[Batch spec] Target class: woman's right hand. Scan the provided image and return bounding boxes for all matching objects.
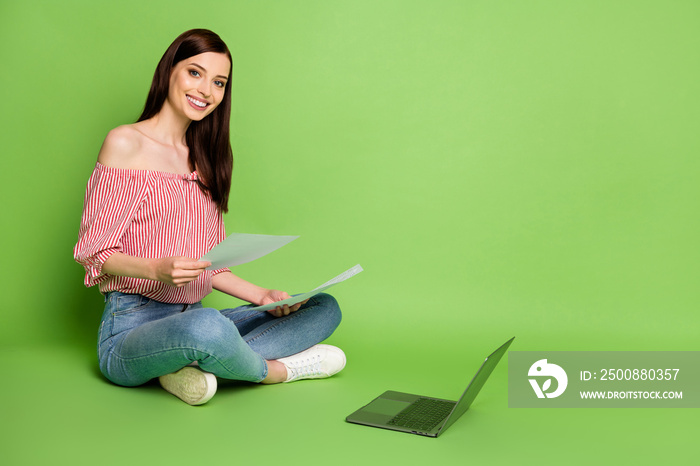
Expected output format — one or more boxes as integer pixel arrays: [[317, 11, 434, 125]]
[[153, 256, 212, 287]]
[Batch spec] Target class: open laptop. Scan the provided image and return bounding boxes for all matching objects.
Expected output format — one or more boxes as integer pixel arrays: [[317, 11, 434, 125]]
[[346, 337, 514, 437]]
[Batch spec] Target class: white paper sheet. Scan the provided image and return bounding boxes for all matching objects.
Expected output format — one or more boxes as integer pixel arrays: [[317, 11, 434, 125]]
[[201, 233, 298, 270], [245, 264, 364, 312]]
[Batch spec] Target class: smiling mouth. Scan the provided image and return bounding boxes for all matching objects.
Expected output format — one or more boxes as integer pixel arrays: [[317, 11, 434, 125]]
[[186, 95, 209, 109]]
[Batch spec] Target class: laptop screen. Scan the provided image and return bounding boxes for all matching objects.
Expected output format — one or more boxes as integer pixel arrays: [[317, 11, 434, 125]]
[[439, 337, 514, 434]]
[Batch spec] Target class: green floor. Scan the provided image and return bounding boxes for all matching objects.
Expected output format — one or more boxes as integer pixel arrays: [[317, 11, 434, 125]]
[[3, 3, 698, 462], [4, 339, 694, 466]]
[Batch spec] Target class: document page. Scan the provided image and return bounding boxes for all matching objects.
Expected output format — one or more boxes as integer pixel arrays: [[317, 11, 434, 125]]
[[201, 233, 299, 270]]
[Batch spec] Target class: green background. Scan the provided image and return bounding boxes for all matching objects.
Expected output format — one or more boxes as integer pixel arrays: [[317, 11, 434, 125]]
[[1, 0, 697, 464]]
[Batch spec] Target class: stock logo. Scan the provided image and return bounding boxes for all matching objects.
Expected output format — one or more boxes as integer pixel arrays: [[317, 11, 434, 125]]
[[528, 359, 568, 398]]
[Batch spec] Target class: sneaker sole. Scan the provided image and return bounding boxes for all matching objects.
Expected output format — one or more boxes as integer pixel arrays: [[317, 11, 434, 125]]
[[159, 367, 217, 405]]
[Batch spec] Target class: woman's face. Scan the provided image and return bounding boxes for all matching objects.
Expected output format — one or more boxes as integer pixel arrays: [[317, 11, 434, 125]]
[[167, 52, 231, 121]]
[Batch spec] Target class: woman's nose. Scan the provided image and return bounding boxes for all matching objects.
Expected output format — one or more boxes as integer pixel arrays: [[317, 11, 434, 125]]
[[198, 82, 210, 98]]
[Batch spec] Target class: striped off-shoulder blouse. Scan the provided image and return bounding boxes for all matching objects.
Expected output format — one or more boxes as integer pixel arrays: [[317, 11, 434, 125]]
[[74, 162, 229, 304]]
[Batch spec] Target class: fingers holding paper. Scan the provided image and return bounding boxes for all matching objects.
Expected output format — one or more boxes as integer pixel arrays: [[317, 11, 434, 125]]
[[155, 256, 211, 287], [262, 289, 309, 317]]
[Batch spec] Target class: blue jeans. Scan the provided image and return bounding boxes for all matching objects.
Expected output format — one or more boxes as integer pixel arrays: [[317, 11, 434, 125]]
[[98, 292, 342, 386]]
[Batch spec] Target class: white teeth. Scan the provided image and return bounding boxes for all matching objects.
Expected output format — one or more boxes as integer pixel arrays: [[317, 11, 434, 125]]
[[187, 95, 207, 108]]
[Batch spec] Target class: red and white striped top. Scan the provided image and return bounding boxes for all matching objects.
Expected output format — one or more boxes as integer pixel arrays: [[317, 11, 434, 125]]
[[74, 162, 229, 304]]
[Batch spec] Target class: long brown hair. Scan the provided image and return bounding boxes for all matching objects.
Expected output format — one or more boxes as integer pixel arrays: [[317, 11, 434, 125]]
[[138, 29, 233, 213]]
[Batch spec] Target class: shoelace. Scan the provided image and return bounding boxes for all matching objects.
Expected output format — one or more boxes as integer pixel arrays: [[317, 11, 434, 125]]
[[286, 352, 323, 380]]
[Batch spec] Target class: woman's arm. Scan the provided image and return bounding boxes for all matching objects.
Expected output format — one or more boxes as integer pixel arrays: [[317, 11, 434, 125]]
[[104, 253, 300, 316], [102, 252, 211, 288]]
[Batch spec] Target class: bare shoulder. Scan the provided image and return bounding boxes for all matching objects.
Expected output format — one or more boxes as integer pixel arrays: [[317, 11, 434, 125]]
[[97, 124, 146, 169]]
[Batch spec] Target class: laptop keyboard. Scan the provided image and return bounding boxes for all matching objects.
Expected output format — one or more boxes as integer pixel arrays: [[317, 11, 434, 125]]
[[387, 397, 456, 432]]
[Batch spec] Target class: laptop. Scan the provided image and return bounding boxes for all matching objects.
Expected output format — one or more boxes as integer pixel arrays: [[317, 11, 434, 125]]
[[346, 337, 514, 437]]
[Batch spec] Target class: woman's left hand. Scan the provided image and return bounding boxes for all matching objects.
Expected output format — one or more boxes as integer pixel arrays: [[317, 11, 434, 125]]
[[261, 289, 307, 317]]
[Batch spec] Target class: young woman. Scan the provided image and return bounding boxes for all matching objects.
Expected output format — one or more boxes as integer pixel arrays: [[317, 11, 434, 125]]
[[74, 29, 345, 405]]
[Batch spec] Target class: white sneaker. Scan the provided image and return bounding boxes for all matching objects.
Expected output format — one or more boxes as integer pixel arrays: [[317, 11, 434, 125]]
[[158, 367, 217, 405], [277, 344, 346, 383]]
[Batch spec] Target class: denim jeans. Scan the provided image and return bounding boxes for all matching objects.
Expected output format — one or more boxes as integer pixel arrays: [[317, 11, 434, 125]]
[[98, 292, 342, 386]]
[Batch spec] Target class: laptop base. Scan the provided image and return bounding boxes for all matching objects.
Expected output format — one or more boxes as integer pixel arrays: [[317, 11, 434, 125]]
[[346, 390, 455, 437]]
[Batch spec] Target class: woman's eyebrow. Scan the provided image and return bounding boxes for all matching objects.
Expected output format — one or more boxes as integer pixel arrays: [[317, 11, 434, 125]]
[[189, 62, 229, 80]]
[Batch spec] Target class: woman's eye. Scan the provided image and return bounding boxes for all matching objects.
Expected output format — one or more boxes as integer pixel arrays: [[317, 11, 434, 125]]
[[214, 80, 225, 88], [189, 70, 200, 77]]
